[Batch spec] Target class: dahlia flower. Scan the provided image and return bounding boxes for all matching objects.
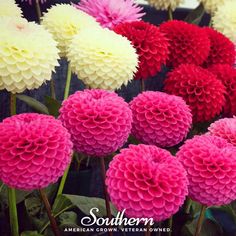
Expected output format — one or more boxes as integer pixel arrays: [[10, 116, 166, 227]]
[[106, 144, 189, 221], [203, 27, 235, 67], [0, 113, 73, 191], [198, 0, 226, 14], [114, 21, 169, 80], [59, 89, 132, 157], [130, 91, 192, 147], [67, 28, 138, 90], [75, 0, 145, 29], [0, 0, 22, 18], [0, 17, 59, 94], [42, 4, 99, 57], [177, 135, 236, 206], [145, 0, 184, 11], [21, 0, 47, 5], [208, 64, 236, 116], [164, 64, 226, 123], [160, 20, 210, 67], [212, 0, 236, 41], [209, 117, 236, 146]]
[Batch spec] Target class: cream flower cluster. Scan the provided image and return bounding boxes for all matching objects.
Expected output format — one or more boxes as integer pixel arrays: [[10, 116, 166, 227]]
[[42, 4, 100, 57], [213, 0, 236, 41], [0, 17, 59, 93], [67, 28, 138, 90], [0, 0, 22, 18], [198, 0, 226, 14], [145, 0, 184, 10]]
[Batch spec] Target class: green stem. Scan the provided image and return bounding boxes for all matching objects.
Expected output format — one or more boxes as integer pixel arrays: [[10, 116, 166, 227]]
[[184, 197, 192, 214], [35, 0, 42, 23], [168, 217, 173, 236], [194, 205, 207, 236], [50, 78, 56, 100], [10, 93, 16, 116], [145, 222, 151, 236], [140, 79, 145, 92], [64, 62, 72, 100], [168, 7, 173, 21], [8, 188, 19, 236]]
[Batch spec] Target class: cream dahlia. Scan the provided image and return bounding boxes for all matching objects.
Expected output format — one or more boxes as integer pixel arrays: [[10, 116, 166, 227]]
[[0, 17, 59, 94], [198, 0, 226, 14], [42, 4, 100, 57], [145, 0, 184, 11], [67, 27, 138, 90], [0, 0, 22, 18]]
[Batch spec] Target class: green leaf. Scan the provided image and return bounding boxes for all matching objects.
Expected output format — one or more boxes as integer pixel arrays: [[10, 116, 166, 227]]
[[59, 211, 78, 228], [16, 94, 49, 114], [185, 3, 205, 25], [25, 197, 42, 217], [210, 205, 236, 223], [20, 231, 43, 236], [44, 96, 61, 117]]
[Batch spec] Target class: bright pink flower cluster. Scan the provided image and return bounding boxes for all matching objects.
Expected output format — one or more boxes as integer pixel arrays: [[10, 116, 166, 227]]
[[130, 91, 192, 147], [106, 144, 189, 221], [59, 89, 132, 157], [177, 135, 236, 206], [0, 113, 72, 190]]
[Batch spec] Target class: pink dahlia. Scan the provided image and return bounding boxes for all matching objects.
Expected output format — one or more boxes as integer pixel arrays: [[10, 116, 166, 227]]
[[106, 144, 189, 221], [0, 113, 72, 191], [114, 21, 169, 80], [208, 64, 236, 116], [209, 117, 236, 146], [130, 91, 192, 147], [177, 135, 236, 206], [74, 0, 145, 29], [59, 89, 132, 157]]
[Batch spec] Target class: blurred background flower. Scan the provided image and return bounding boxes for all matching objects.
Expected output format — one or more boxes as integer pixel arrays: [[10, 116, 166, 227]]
[[0, 17, 59, 93], [75, 0, 145, 29], [0, 113, 72, 190], [198, 0, 226, 14], [145, 0, 184, 11]]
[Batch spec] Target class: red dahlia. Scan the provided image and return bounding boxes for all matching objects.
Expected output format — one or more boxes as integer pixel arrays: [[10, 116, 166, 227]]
[[159, 20, 210, 67], [164, 64, 226, 123], [114, 20, 169, 80], [203, 27, 235, 67]]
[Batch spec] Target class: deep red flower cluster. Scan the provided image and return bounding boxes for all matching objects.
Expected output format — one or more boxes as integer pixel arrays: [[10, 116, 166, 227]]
[[114, 20, 169, 80]]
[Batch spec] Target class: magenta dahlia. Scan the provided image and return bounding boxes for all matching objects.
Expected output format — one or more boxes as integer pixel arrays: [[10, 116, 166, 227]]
[[59, 89, 132, 157], [0, 113, 72, 191], [159, 20, 210, 67], [209, 117, 236, 146], [203, 27, 235, 67], [177, 135, 236, 206], [130, 91, 192, 147], [208, 64, 236, 116], [106, 144, 189, 221], [164, 64, 226, 123], [114, 21, 169, 80], [75, 0, 145, 29]]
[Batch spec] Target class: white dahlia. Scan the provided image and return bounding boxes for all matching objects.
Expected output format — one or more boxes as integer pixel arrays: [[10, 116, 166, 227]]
[[42, 4, 100, 57], [0, 17, 59, 93], [0, 0, 22, 18], [145, 0, 184, 11], [67, 28, 138, 90]]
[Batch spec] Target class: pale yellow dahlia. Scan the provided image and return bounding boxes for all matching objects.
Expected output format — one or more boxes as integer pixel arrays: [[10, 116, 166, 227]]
[[145, 0, 184, 11], [0, 0, 22, 18], [198, 0, 226, 14], [0, 17, 59, 93], [213, 0, 236, 41], [67, 28, 138, 90], [42, 4, 100, 57]]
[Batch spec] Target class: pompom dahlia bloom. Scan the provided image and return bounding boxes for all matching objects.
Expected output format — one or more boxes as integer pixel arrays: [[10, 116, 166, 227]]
[[114, 21, 169, 80], [177, 135, 236, 206], [67, 28, 138, 90], [208, 64, 236, 116], [0, 113, 73, 191], [59, 89, 132, 157], [75, 0, 145, 29], [0, 0, 22, 18], [212, 0, 236, 41], [106, 144, 189, 221], [130, 91, 192, 147], [164, 64, 226, 123], [203, 27, 235, 67], [209, 117, 236, 146], [145, 0, 184, 11], [42, 4, 99, 57], [198, 0, 226, 14], [0, 17, 59, 94], [160, 20, 210, 67]]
